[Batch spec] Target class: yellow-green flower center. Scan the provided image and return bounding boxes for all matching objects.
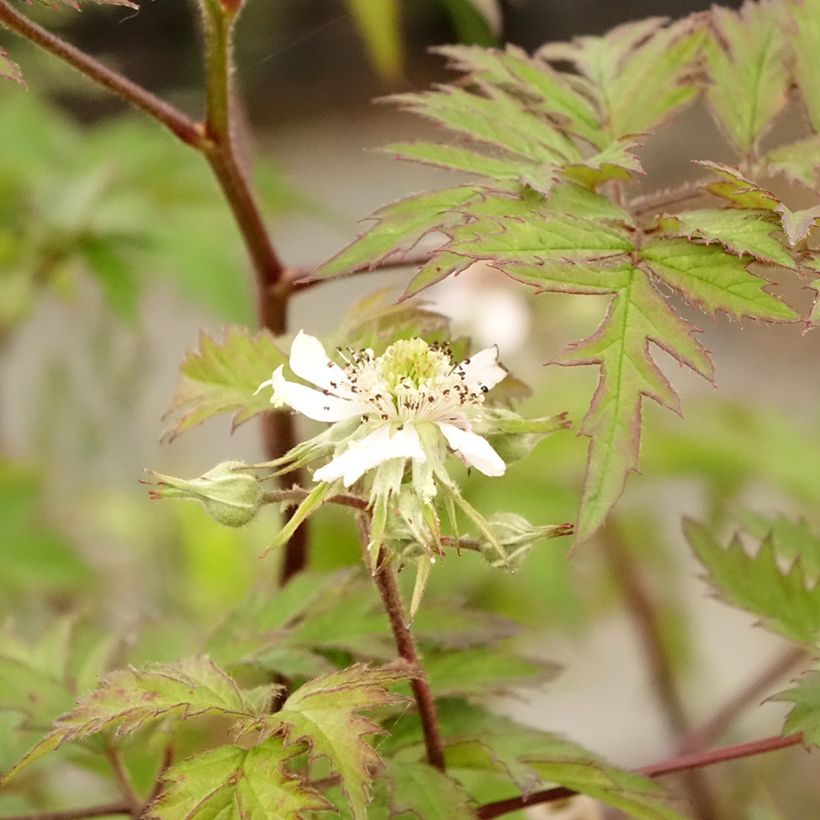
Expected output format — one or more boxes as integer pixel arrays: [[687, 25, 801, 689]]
[[378, 339, 452, 391]]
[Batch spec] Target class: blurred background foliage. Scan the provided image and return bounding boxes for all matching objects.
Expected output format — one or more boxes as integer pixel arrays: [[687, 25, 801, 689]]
[[5, 0, 820, 816]]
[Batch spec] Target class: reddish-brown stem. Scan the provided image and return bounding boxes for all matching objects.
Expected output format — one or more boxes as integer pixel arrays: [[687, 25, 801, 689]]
[[676, 646, 807, 755], [601, 522, 717, 820], [289, 249, 436, 292], [358, 517, 446, 771], [629, 180, 710, 216], [475, 733, 804, 819], [0, 1, 203, 148], [103, 746, 140, 816], [198, 2, 305, 582]]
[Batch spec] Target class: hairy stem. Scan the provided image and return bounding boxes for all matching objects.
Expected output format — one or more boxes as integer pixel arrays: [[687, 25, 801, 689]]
[[197, 1, 306, 581], [601, 522, 718, 820], [475, 733, 804, 819], [0, 1, 203, 148], [357, 516, 446, 770], [676, 646, 807, 755]]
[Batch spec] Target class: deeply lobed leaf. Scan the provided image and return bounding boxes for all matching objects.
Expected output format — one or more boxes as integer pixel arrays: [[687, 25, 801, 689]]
[[238, 664, 408, 820], [5, 656, 269, 781], [539, 16, 704, 139], [705, 1, 789, 155], [148, 740, 329, 819]]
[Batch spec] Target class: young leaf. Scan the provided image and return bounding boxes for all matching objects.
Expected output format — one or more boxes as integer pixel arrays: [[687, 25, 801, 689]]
[[148, 740, 329, 819], [539, 16, 704, 140], [697, 161, 815, 245], [737, 513, 820, 575], [312, 187, 481, 280], [344, 0, 402, 82], [390, 85, 580, 165], [383, 758, 475, 819], [785, 0, 820, 132], [239, 664, 408, 820], [684, 519, 820, 644], [772, 665, 820, 748], [640, 237, 797, 321], [163, 326, 286, 440], [657, 209, 794, 268], [6, 656, 266, 781], [0, 48, 23, 86], [705, 2, 789, 156], [432, 44, 603, 147]]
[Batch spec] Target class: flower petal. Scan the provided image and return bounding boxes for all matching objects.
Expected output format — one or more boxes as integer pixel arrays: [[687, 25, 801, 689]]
[[437, 421, 506, 477], [270, 366, 363, 422], [458, 345, 507, 393], [314, 424, 426, 487], [289, 330, 350, 394]]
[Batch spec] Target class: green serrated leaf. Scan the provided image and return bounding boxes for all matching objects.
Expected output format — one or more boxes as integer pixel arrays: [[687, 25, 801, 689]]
[[541, 16, 704, 139], [640, 237, 796, 321], [658, 209, 795, 268], [390, 85, 580, 165], [445, 209, 633, 266], [384, 142, 537, 182], [384, 758, 475, 818], [786, 0, 820, 132], [561, 267, 714, 541], [148, 740, 329, 819], [313, 187, 480, 280], [772, 665, 820, 748], [399, 252, 474, 301], [239, 665, 408, 820], [433, 44, 603, 147], [5, 656, 266, 783], [344, 0, 402, 82], [563, 138, 644, 188], [705, 2, 789, 155], [767, 135, 820, 189], [162, 326, 286, 440], [684, 520, 820, 644]]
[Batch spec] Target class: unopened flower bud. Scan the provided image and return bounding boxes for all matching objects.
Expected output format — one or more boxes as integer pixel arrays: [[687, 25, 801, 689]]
[[146, 461, 262, 527], [480, 513, 573, 571]]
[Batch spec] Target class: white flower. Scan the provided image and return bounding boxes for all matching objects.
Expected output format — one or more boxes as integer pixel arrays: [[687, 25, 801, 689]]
[[257, 331, 508, 489]]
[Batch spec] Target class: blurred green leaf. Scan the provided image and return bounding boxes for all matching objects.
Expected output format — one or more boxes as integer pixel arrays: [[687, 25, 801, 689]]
[[685, 520, 820, 644], [443, 0, 501, 45], [345, 0, 403, 82]]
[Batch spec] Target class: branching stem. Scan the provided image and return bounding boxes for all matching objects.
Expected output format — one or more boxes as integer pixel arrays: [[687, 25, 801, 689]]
[[0, 1, 203, 148], [357, 516, 446, 771], [475, 733, 804, 819]]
